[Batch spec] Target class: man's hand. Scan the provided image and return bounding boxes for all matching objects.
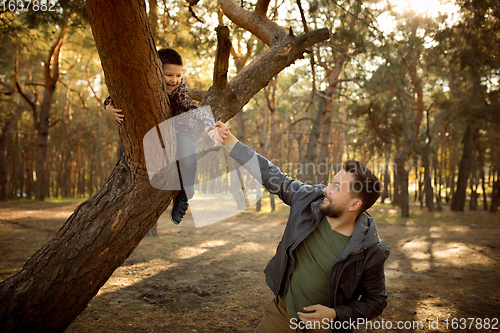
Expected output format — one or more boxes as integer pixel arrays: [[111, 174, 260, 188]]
[[297, 304, 337, 327], [215, 121, 238, 145], [206, 121, 231, 146], [105, 101, 124, 123]]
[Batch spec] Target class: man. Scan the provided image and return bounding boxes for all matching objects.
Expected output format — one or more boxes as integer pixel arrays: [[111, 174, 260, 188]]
[[219, 125, 389, 332]]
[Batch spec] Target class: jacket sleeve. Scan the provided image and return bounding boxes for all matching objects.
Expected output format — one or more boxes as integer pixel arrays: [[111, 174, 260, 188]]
[[103, 96, 112, 110], [169, 79, 199, 112], [229, 141, 308, 206], [336, 242, 390, 327], [169, 80, 216, 130]]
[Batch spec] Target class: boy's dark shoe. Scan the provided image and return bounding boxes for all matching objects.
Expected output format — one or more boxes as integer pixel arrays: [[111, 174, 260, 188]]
[[170, 191, 189, 225]]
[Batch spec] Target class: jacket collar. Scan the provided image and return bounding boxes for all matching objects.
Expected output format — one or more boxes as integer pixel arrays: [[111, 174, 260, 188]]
[[312, 198, 381, 262]]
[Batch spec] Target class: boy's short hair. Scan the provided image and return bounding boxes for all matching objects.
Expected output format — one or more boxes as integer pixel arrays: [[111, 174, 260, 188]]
[[158, 48, 183, 66], [343, 160, 382, 212]]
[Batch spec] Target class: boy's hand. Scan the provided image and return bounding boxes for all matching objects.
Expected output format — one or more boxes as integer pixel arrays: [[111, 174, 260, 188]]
[[105, 102, 124, 124], [216, 121, 238, 145], [206, 121, 230, 146]]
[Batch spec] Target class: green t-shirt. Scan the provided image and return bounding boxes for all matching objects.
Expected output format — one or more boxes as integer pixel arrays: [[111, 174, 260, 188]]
[[282, 216, 351, 320]]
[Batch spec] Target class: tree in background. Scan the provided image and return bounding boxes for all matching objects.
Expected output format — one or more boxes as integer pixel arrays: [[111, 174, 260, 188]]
[[435, 0, 500, 211]]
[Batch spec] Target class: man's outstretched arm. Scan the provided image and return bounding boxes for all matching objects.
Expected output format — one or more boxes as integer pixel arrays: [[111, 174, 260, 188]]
[[219, 126, 307, 206]]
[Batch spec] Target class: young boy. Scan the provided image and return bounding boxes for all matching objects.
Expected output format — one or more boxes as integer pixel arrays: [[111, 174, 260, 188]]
[[105, 48, 225, 225]]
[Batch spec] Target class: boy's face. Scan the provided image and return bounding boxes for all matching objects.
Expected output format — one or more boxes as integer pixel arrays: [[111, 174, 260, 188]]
[[162, 64, 183, 93]]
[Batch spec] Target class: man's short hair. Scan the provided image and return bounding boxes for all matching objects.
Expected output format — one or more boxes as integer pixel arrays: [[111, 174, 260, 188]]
[[343, 160, 382, 212], [158, 48, 183, 66]]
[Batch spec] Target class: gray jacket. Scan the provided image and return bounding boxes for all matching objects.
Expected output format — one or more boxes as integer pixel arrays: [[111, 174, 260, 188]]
[[230, 142, 390, 332]]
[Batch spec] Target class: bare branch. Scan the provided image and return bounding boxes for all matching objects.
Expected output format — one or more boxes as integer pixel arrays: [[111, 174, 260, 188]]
[[329, 77, 362, 86], [204, 27, 329, 122], [85, 62, 103, 107], [12, 41, 37, 117], [0, 80, 15, 96], [44, 35, 63, 89], [296, 0, 309, 33], [291, 117, 314, 127], [187, 88, 207, 101], [187, 3, 204, 23], [315, 90, 355, 102], [304, 50, 316, 113], [51, 35, 65, 89]]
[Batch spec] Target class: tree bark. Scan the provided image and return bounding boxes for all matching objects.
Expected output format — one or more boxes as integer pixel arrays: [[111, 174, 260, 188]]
[[451, 121, 477, 211], [34, 32, 65, 201], [469, 148, 478, 211], [399, 165, 410, 218], [302, 94, 325, 183], [422, 149, 435, 211], [0, 1, 329, 331], [230, 38, 253, 142], [381, 148, 391, 203], [491, 173, 500, 213], [0, 103, 27, 201], [317, 110, 332, 186]]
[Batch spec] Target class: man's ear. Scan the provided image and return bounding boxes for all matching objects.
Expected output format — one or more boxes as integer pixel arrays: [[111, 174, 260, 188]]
[[348, 199, 362, 212]]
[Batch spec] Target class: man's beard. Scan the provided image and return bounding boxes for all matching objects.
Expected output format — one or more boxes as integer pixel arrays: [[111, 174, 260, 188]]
[[319, 199, 345, 219]]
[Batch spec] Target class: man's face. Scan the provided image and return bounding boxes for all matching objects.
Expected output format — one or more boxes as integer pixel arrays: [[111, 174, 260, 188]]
[[319, 170, 356, 219], [162, 64, 183, 93]]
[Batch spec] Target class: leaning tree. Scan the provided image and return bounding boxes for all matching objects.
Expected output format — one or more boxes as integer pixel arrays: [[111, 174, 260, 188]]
[[0, 0, 328, 332]]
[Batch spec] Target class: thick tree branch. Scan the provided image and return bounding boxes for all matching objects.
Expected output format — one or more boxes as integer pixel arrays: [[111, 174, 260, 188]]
[[51, 37, 64, 89], [88, 0, 173, 169], [203, 28, 330, 122], [0, 80, 15, 96], [296, 0, 309, 33], [12, 44, 37, 118], [44, 34, 64, 90], [219, 0, 286, 46], [213, 25, 232, 91], [255, 0, 271, 15], [187, 88, 207, 101]]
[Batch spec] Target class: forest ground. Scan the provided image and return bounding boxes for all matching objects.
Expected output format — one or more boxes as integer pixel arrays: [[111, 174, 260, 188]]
[[1, 197, 499, 333]]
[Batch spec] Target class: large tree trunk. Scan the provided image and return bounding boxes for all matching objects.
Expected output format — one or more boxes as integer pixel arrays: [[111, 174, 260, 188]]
[[302, 95, 325, 183], [381, 148, 391, 203], [317, 111, 332, 186], [0, 1, 329, 331], [421, 147, 435, 211], [469, 148, 478, 211], [491, 174, 500, 213], [395, 156, 410, 217], [451, 121, 477, 211], [399, 166, 410, 218], [0, 103, 27, 201], [34, 33, 65, 201]]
